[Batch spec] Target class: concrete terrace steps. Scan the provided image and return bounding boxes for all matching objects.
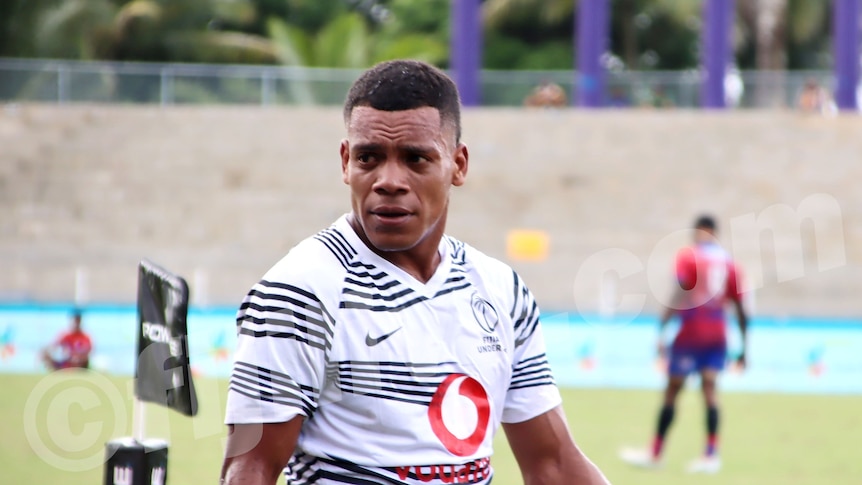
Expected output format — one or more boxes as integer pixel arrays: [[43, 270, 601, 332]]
[[1, 104, 861, 317]]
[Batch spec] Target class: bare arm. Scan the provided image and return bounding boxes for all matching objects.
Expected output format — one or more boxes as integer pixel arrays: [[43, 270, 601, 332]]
[[503, 405, 610, 485], [220, 417, 304, 485], [731, 297, 749, 368], [658, 286, 685, 356]]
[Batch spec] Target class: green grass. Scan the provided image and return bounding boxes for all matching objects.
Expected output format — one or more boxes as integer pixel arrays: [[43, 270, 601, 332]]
[[2, 371, 860, 484]]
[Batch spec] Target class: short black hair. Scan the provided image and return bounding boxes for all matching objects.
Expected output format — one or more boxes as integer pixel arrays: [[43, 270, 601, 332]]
[[343, 59, 462, 142], [694, 214, 717, 231]]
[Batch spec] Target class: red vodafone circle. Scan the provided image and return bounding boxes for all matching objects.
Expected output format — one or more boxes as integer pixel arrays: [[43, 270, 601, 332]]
[[428, 373, 490, 456]]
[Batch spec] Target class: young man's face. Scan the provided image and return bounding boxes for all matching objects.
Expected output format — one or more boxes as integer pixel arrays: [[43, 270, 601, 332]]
[[341, 106, 468, 255]]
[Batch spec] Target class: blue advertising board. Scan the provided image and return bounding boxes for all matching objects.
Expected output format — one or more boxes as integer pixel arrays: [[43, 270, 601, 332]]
[[2, 304, 860, 394]]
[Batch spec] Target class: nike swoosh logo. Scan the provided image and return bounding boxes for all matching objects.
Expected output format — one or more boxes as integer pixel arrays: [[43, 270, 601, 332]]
[[365, 327, 402, 347]]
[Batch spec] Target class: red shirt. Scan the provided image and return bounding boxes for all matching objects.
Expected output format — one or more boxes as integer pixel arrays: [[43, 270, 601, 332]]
[[672, 242, 743, 349], [58, 330, 92, 366]]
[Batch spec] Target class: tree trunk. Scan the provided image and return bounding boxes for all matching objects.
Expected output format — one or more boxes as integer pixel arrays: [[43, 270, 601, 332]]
[[621, 0, 638, 68], [755, 0, 788, 107]]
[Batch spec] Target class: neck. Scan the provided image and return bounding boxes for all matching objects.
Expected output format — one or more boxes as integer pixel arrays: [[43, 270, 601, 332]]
[[348, 214, 444, 283]]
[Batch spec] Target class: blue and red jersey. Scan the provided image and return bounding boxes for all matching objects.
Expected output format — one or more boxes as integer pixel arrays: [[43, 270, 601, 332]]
[[671, 242, 743, 350]]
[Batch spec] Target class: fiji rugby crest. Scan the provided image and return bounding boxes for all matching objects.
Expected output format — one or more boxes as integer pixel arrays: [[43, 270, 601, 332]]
[[470, 292, 499, 334]]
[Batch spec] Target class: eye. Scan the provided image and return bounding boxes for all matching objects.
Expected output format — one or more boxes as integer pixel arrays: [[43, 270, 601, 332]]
[[404, 153, 427, 164], [356, 153, 378, 164]]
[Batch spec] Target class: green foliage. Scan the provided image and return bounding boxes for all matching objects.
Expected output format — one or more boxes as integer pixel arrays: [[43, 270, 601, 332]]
[[283, 0, 350, 32], [630, 8, 700, 69], [385, 0, 449, 33], [266, 17, 312, 66], [0, 0, 63, 57], [483, 32, 532, 70], [163, 31, 278, 64], [518, 40, 573, 70], [34, 0, 117, 59], [372, 35, 448, 66], [374, 0, 448, 66], [0, 0, 837, 70], [484, 0, 574, 37], [786, 0, 830, 69], [314, 13, 370, 68]]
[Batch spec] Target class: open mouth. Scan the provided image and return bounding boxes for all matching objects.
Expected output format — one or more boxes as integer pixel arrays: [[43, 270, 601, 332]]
[[371, 207, 412, 223]]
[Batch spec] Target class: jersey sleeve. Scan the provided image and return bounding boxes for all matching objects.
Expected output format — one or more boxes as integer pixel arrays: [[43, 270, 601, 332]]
[[726, 261, 744, 303], [675, 247, 698, 291], [501, 271, 562, 424], [224, 255, 335, 425]]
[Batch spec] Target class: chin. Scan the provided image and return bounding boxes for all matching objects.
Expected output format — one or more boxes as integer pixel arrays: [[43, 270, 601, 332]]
[[369, 240, 412, 253], [367, 234, 416, 253]]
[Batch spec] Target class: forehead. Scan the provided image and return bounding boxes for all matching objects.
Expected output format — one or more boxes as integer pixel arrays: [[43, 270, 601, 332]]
[[347, 106, 454, 143]]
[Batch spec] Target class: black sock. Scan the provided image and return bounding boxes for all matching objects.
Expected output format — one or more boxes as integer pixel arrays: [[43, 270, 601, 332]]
[[652, 405, 675, 457], [657, 405, 675, 438], [706, 406, 719, 456]]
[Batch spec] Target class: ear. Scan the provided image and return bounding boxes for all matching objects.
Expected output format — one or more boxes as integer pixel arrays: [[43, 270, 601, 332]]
[[340, 139, 350, 185], [451, 142, 469, 187]]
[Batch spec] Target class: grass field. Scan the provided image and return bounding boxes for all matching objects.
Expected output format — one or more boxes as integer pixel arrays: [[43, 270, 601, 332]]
[[2, 371, 860, 484]]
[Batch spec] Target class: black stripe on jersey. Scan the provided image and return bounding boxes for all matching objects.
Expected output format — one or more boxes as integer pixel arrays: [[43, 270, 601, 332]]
[[240, 280, 322, 312], [445, 236, 467, 264], [229, 380, 315, 415], [318, 464, 404, 485], [339, 296, 429, 312], [513, 303, 540, 349], [510, 272, 540, 348], [433, 280, 471, 298], [239, 280, 335, 349], [285, 452, 323, 485], [342, 286, 415, 301], [318, 228, 358, 258], [343, 277, 401, 291], [288, 452, 492, 485], [335, 360, 457, 406], [337, 235, 473, 312], [336, 380, 441, 400], [509, 353, 555, 390], [509, 270, 522, 318], [340, 275, 472, 312], [239, 309, 328, 343], [315, 234, 352, 269], [345, 266, 390, 280], [339, 359, 457, 373], [237, 327, 327, 351], [229, 362, 318, 415], [241, 286, 329, 328]]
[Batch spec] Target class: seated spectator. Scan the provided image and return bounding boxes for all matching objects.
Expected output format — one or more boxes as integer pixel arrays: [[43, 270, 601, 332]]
[[798, 79, 836, 115], [524, 80, 568, 108], [41, 309, 92, 370]]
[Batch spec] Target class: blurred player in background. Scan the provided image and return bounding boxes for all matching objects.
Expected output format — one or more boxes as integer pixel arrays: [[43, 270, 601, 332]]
[[220, 59, 610, 485], [621, 214, 748, 474], [40, 309, 92, 370]]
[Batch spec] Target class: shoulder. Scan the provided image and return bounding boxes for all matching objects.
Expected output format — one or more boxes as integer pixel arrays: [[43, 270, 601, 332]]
[[445, 235, 530, 304], [261, 225, 355, 287], [447, 236, 517, 282], [676, 245, 697, 261]]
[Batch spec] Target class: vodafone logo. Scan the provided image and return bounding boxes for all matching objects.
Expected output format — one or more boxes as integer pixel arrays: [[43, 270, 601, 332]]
[[428, 373, 490, 456]]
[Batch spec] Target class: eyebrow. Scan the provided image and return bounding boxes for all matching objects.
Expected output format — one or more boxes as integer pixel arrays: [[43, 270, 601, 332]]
[[351, 142, 437, 154]]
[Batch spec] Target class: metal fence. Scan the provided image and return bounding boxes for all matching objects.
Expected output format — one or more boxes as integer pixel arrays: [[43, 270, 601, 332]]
[[0, 57, 844, 109]]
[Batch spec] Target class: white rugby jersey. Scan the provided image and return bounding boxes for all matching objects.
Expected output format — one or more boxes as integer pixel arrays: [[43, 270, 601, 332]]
[[225, 215, 562, 484]]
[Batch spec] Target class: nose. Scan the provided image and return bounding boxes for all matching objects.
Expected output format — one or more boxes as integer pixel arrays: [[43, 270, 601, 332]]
[[373, 160, 409, 195]]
